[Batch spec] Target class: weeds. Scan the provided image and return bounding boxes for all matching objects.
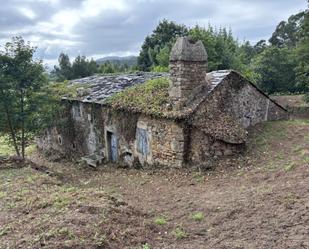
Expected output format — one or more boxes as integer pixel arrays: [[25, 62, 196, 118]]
[[57, 227, 76, 239], [192, 212, 204, 221], [173, 227, 187, 239], [154, 217, 167, 225], [284, 162, 295, 172], [142, 243, 151, 249], [53, 195, 71, 209], [0, 226, 11, 237]]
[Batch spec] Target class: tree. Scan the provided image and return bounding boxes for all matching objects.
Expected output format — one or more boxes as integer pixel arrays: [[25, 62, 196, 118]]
[[251, 46, 297, 94], [253, 40, 268, 54], [137, 19, 188, 71], [72, 55, 90, 78], [269, 11, 305, 47], [189, 25, 243, 72], [0, 37, 47, 158], [52, 53, 98, 80], [52, 52, 73, 81], [295, 8, 309, 99], [99, 61, 116, 74]]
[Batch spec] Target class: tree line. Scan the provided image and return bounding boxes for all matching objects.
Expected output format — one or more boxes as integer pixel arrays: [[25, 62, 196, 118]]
[[51, 53, 138, 81], [137, 10, 308, 95]]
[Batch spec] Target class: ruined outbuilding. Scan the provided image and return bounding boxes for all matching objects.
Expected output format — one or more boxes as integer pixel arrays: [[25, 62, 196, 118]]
[[37, 37, 287, 167]]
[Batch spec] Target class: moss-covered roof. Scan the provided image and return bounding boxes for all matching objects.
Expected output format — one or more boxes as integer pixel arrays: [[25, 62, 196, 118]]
[[63, 72, 168, 102], [103, 78, 171, 117]]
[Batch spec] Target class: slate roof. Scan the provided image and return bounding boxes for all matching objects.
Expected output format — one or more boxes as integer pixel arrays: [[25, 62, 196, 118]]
[[63, 70, 231, 104], [65, 72, 168, 103]]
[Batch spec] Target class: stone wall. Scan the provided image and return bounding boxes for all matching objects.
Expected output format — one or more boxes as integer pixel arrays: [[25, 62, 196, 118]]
[[192, 72, 288, 133], [37, 101, 105, 158], [37, 101, 185, 167], [189, 71, 287, 161], [222, 73, 288, 127], [136, 116, 185, 167], [189, 129, 244, 164]]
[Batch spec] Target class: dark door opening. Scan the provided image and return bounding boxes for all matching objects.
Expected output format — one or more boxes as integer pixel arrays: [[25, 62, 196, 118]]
[[107, 131, 118, 162]]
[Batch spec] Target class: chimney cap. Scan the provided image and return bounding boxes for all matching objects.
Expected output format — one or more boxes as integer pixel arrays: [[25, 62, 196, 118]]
[[169, 36, 207, 62]]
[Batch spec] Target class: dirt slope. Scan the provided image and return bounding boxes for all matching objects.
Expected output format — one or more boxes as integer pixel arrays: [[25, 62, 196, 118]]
[[0, 120, 308, 249]]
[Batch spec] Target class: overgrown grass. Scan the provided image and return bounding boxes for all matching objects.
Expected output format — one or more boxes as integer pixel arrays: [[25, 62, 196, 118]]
[[104, 78, 170, 116], [0, 135, 14, 156], [0, 167, 112, 248], [248, 119, 309, 172], [0, 134, 36, 157], [47, 80, 91, 99]]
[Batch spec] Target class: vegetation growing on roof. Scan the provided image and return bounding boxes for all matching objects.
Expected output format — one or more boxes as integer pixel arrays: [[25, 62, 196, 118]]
[[47, 80, 90, 99], [104, 77, 170, 116]]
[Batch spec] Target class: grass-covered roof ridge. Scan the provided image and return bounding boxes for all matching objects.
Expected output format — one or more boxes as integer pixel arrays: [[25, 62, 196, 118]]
[[104, 77, 170, 116]]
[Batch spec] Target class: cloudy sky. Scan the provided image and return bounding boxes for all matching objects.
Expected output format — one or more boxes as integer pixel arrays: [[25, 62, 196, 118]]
[[0, 0, 307, 66]]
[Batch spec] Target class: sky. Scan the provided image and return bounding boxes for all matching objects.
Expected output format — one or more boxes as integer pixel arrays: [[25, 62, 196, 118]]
[[0, 0, 307, 67]]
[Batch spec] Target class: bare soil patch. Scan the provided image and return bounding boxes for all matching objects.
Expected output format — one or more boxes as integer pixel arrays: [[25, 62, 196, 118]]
[[0, 120, 308, 248]]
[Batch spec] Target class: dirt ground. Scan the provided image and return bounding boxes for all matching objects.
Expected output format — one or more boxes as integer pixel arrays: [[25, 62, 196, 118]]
[[271, 94, 308, 108], [0, 120, 308, 249]]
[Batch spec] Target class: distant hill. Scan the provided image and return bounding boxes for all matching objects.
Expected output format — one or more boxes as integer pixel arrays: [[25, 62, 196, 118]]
[[96, 56, 138, 67]]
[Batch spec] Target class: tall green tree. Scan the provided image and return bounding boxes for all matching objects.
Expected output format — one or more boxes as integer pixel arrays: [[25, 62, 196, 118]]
[[251, 46, 297, 94], [295, 8, 309, 99], [137, 19, 188, 71], [52, 54, 98, 80], [52, 52, 73, 81], [269, 11, 305, 47], [0, 37, 47, 158], [189, 25, 253, 75]]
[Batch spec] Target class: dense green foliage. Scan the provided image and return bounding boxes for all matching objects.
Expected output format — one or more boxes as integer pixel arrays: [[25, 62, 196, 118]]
[[137, 19, 188, 71], [0, 37, 47, 158], [52, 53, 98, 81], [295, 8, 309, 101], [104, 78, 170, 116], [137, 8, 308, 96], [52, 54, 139, 79], [251, 47, 298, 93], [98, 61, 138, 74]]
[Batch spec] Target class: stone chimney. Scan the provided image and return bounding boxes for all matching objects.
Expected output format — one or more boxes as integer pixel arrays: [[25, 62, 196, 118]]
[[169, 36, 208, 110]]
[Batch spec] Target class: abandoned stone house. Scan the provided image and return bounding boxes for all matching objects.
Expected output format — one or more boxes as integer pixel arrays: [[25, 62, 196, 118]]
[[37, 37, 287, 167]]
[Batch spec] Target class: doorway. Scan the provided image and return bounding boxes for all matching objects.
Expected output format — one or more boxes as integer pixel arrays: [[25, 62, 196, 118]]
[[107, 131, 118, 162]]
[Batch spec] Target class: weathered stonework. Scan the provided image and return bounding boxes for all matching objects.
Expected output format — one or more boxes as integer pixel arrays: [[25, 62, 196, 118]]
[[169, 37, 208, 110], [189, 129, 244, 164], [137, 116, 184, 167], [37, 37, 288, 168]]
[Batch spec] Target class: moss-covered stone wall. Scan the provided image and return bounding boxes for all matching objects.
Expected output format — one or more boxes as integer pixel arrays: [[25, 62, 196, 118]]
[[37, 101, 186, 167]]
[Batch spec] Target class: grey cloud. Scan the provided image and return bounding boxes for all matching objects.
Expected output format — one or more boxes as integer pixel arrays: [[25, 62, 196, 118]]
[[0, 0, 307, 65]]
